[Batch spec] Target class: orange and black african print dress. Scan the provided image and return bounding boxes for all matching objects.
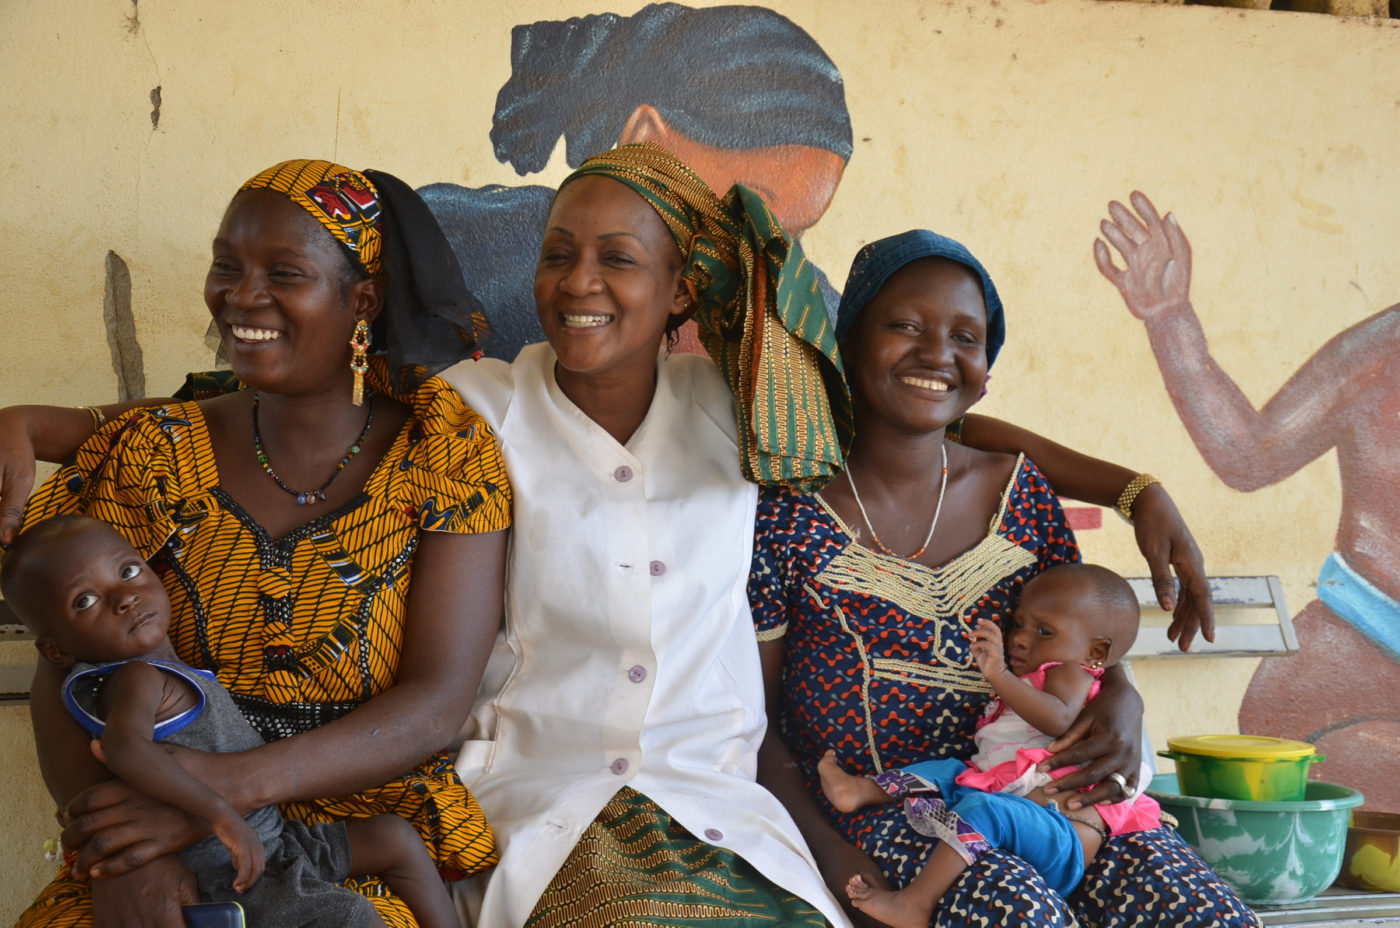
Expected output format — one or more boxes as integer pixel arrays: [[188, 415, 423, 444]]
[[16, 372, 509, 928]]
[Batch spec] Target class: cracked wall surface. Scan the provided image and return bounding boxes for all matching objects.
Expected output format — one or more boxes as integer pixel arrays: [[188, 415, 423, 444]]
[[103, 251, 145, 400]]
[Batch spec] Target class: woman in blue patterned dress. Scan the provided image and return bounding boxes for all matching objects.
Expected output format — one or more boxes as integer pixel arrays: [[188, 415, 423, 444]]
[[750, 230, 1259, 926]]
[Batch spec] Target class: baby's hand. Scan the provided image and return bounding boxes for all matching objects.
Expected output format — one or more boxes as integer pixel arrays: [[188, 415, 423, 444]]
[[212, 812, 265, 894], [970, 619, 1007, 679]]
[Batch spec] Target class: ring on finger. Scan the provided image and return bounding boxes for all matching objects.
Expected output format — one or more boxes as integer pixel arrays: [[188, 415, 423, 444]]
[[1105, 772, 1129, 795]]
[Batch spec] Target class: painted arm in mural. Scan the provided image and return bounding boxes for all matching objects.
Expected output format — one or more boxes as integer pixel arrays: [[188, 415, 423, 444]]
[[958, 416, 1213, 651], [1094, 191, 1399, 489]]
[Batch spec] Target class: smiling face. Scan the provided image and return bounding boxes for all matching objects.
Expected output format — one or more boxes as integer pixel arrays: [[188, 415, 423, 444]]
[[204, 188, 382, 397], [1005, 570, 1111, 676], [844, 257, 990, 436], [6, 518, 172, 668], [534, 175, 689, 386]]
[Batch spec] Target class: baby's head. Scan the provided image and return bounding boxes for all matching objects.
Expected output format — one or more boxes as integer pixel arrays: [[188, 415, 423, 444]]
[[0, 515, 171, 669], [1005, 563, 1140, 676]]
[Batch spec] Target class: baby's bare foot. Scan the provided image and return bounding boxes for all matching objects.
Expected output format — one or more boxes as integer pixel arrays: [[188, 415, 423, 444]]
[[846, 875, 933, 928], [818, 750, 881, 813]]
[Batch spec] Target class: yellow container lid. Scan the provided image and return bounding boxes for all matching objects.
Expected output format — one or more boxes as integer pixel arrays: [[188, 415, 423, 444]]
[[1167, 734, 1316, 760]]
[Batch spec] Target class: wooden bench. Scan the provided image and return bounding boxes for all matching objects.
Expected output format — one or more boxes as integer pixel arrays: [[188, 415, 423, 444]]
[[1, 574, 1302, 702], [0, 601, 35, 704], [1125, 575, 1298, 660]]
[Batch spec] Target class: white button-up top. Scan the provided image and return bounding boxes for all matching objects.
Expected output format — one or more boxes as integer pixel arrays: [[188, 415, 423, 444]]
[[440, 344, 846, 927]]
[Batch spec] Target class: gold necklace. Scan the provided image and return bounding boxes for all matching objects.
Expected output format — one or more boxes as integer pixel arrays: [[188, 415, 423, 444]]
[[844, 441, 948, 559]]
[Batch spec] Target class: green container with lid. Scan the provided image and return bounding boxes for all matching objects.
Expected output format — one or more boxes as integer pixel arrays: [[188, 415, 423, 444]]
[[1158, 734, 1323, 801]]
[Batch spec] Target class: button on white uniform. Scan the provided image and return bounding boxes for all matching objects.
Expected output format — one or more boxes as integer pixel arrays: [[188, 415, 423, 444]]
[[628, 665, 647, 683], [610, 758, 629, 775], [649, 560, 666, 576], [613, 465, 634, 483]]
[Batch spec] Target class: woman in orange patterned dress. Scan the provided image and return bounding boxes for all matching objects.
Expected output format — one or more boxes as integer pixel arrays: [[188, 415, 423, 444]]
[[7, 161, 509, 928]]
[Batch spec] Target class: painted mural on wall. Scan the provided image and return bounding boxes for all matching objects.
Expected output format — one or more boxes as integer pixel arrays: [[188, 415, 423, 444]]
[[1096, 192, 1400, 812], [414, 3, 1396, 810], [418, 2, 851, 361]]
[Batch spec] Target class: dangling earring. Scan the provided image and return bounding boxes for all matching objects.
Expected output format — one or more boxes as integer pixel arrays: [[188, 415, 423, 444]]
[[350, 320, 371, 406], [979, 373, 992, 399]]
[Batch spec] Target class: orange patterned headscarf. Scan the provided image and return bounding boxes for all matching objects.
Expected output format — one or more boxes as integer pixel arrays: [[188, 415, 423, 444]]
[[240, 159, 384, 277]]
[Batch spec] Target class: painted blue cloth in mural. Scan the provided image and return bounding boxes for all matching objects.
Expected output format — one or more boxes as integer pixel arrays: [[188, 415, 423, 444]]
[[1318, 552, 1400, 664], [418, 182, 841, 362]]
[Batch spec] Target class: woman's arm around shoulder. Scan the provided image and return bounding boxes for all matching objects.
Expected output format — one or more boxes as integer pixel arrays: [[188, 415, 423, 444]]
[[0, 400, 164, 544], [962, 414, 1214, 651]]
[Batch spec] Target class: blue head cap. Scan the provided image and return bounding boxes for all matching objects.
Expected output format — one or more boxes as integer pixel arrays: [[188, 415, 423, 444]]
[[835, 229, 1005, 369]]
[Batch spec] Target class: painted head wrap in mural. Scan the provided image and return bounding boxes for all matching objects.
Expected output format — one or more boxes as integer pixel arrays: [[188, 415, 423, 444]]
[[492, 3, 853, 175], [238, 159, 489, 390], [561, 142, 852, 490], [836, 229, 1007, 370]]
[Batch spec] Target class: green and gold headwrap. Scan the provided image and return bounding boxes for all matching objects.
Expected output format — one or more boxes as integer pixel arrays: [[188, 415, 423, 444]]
[[561, 142, 852, 490], [240, 159, 384, 277]]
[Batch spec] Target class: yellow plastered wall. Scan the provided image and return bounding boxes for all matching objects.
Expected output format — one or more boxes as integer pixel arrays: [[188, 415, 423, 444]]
[[2, 0, 1398, 917]]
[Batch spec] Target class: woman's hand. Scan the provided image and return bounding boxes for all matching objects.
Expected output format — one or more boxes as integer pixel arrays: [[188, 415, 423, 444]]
[[62, 779, 207, 879], [0, 402, 154, 543], [1038, 668, 1143, 809], [1131, 483, 1214, 651], [90, 855, 199, 928], [0, 405, 39, 545], [89, 737, 263, 889], [1094, 191, 1193, 322]]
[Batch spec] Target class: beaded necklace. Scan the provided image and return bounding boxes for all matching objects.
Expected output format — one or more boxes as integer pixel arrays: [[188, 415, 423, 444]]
[[252, 392, 375, 505], [845, 441, 949, 560]]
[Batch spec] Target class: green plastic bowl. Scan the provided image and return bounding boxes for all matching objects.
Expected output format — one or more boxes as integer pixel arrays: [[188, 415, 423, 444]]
[[1149, 780, 1364, 904]]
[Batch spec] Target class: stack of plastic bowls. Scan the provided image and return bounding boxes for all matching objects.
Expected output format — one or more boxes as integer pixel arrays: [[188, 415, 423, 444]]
[[1149, 734, 1364, 905]]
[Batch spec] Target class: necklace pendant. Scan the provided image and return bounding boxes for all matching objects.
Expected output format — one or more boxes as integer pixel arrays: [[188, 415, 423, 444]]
[[296, 492, 310, 505]]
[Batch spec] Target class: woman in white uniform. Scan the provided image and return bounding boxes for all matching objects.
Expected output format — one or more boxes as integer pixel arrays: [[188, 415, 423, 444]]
[[439, 142, 851, 926]]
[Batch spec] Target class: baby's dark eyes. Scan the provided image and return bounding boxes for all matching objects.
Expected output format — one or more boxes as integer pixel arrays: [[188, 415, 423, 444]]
[[121, 563, 142, 581], [73, 593, 98, 611]]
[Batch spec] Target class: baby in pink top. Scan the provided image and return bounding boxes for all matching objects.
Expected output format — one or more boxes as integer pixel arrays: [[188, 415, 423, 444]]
[[820, 563, 1160, 928]]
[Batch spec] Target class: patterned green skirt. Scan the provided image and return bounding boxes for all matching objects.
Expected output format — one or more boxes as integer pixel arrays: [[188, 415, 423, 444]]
[[526, 787, 830, 927]]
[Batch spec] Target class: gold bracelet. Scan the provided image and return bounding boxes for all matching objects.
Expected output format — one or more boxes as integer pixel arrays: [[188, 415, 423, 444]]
[[1115, 473, 1161, 521], [79, 405, 107, 432]]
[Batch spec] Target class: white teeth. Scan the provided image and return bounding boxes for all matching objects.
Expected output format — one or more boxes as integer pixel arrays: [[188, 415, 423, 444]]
[[900, 376, 951, 392], [231, 325, 282, 341], [562, 313, 611, 328]]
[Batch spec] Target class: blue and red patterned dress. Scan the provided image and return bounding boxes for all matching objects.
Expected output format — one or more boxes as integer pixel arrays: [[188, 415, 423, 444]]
[[749, 455, 1259, 927]]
